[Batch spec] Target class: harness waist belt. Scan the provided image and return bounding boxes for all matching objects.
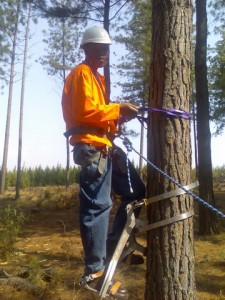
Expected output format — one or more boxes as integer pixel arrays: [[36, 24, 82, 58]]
[[64, 125, 106, 138]]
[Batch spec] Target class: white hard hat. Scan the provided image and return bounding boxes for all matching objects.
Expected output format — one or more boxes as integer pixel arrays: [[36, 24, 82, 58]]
[[80, 26, 111, 47]]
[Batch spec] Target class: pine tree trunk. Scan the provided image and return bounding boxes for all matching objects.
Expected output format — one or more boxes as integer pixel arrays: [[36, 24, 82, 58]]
[[62, 17, 70, 189], [1, 1, 20, 195], [195, 0, 217, 235], [103, 0, 111, 100], [16, 3, 31, 200], [139, 119, 144, 176], [146, 1, 195, 299]]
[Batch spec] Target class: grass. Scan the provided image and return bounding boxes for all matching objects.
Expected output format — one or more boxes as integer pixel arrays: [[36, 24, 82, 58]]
[[0, 185, 224, 299], [194, 190, 225, 300], [195, 234, 225, 299]]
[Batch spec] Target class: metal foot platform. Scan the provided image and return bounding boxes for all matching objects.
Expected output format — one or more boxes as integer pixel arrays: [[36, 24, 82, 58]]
[[99, 181, 198, 299]]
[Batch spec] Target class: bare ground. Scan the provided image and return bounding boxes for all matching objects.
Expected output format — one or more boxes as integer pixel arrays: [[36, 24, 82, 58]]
[[0, 185, 224, 299], [0, 186, 146, 300]]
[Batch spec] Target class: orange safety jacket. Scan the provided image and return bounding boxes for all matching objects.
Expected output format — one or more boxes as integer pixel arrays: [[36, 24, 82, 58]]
[[62, 63, 120, 147]]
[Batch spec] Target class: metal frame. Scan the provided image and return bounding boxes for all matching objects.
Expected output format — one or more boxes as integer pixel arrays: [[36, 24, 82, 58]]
[[99, 181, 198, 299]]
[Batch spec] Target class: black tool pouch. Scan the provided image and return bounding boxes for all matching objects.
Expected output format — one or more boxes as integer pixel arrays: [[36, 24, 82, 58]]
[[111, 146, 128, 174], [73, 143, 107, 175]]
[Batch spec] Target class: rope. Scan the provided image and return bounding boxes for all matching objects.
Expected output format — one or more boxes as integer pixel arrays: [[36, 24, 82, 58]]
[[121, 136, 225, 219], [125, 152, 133, 193]]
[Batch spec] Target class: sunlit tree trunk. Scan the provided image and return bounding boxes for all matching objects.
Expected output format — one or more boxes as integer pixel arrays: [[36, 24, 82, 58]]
[[15, 3, 31, 200], [61, 17, 70, 189], [103, 0, 110, 100], [146, 0, 195, 299], [1, 0, 20, 195]]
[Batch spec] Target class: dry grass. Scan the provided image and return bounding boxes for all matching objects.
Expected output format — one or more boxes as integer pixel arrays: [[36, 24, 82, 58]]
[[195, 191, 225, 300], [0, 185, 224, 299]]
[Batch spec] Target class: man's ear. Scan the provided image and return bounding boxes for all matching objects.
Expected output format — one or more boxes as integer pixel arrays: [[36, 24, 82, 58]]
[[82, 44, 90, 55]]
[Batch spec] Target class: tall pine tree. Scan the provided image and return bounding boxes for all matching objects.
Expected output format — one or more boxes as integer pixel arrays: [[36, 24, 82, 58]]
[[146, 0, 194, 298], [1, 0, 21, 195]]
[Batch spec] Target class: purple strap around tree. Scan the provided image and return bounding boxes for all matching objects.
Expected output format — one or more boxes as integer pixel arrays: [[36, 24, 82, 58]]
[[138, 106, 191, 119]]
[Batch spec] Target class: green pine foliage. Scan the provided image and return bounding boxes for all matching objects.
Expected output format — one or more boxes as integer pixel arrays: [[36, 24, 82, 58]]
[[209, 0, 225, 32], [1, 165, 80, 188], [114, 0, 152, 107], [213, 165, 225, 181], [209, 30, 225, 135], [0, 0, 16, 89], [208, 1, 225, 134]]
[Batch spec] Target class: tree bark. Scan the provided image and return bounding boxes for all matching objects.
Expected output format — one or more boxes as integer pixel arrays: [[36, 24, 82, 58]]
[[103, 0, 111, 100], [16, 3, 31, 200], [195, 0, 217, 235], [62, 17, 70, 189], [1, 0, 20, 195], [146, 1, 195, 299]]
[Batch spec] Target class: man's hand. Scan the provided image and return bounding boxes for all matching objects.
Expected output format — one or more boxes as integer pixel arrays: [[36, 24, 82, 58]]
[[120, 103, 138, 121]]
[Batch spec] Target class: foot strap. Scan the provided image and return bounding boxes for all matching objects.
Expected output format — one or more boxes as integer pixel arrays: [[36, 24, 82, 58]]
[[79, 270, 103, 286], [109, 281, 122, 296]]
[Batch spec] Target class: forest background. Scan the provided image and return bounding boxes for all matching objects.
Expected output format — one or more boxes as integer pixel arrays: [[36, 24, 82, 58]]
[[0, 1, 225, 169], [1, 1, 225, 299], [0, 0, 225, 184]]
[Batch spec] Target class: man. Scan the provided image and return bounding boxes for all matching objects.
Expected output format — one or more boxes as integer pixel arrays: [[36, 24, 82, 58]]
[[62, 26, 145, 299]]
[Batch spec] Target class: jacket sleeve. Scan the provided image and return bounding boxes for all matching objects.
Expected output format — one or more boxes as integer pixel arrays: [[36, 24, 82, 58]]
[[71, 67, 120, 128]]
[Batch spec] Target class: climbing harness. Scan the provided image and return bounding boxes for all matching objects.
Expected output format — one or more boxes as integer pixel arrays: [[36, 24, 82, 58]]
[[64, 124, 107, 138]]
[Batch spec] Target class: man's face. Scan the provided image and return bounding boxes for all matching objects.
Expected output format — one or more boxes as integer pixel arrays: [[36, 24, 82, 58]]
[[85, 43, 109, 68]]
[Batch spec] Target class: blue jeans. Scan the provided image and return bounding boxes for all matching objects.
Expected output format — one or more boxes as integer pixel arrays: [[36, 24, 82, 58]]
[[73, 143, 145, 276]]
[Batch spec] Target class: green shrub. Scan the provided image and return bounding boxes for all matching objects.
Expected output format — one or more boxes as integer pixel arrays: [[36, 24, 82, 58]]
[[213, 165, 225, 182], [0, 204, 26, 259]]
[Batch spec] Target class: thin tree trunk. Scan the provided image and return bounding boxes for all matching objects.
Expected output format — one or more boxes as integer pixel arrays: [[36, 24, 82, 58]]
[[195, 0, 217, 235], [103, 0, 110, 101], [61, 17, 70, 189], [146, 0, 194, 299], [15, 3, 31, 200], [139, 119, 144, 174], [1, 0, 20, 195]]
